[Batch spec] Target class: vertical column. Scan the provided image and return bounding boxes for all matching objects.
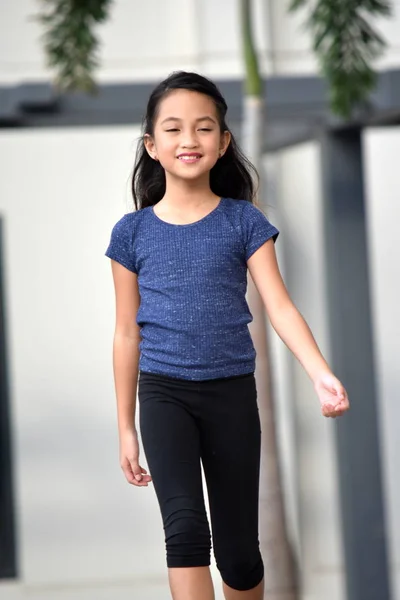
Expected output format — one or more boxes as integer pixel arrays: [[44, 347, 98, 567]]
[[320, 129, 391, 600], [0, 217, 17, 578]]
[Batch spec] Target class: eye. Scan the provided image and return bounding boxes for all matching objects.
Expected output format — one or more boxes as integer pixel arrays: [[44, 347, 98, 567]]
[[198, 128, 212, 132], [165, 128, 179, 132]]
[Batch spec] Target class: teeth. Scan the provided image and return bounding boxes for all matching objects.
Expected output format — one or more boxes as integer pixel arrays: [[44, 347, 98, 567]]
[[178, 155, 200, 160]]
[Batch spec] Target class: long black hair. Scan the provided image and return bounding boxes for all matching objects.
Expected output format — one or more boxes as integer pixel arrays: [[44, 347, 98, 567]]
[[132, 71, 258, 210]]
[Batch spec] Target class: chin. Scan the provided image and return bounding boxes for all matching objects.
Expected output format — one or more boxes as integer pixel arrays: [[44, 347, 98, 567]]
[[168, 166, 211, 180]]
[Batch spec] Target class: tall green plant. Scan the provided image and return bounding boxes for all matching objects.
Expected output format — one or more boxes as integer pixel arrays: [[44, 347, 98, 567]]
[[290, 0, 392, 117], [36, 0, 113, 92], [241, 0, 262, 98]]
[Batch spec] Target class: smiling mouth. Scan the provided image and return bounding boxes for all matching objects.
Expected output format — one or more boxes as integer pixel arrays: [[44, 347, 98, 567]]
[[177, 154, 202, 163]]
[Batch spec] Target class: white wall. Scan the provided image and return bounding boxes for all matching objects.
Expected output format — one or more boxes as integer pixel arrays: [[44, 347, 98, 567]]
[[363, 126, 400, 600], [2, 0, 399, 86], [0, 127, 170, 597]]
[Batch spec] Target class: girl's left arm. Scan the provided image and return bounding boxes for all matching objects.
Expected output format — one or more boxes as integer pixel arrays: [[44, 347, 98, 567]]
[[247, 239, 350, 418]]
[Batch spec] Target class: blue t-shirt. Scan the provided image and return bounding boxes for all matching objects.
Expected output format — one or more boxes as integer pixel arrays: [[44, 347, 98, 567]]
[[105, 197, 279, 380]]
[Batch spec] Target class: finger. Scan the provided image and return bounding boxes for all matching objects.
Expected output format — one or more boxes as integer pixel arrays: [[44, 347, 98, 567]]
[[323, 410, 336, 418], [131, 463, 152, 485], [128, 473, 149, 487], [322, 403, 334, 416], [121, 459, 136, 484], [335, 399, 350, 412], [326, 403, 349, 418], [140, 467, 152, 480], [130, 462, 144, 482], [132, 479, 149, 487], [323, 404, 343, 418], [137, 474, 152, 483], [120, 458, 150, 486]]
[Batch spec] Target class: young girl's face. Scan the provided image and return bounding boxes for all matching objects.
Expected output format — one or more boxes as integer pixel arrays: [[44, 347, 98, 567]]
[[145, 89, 230, 184]]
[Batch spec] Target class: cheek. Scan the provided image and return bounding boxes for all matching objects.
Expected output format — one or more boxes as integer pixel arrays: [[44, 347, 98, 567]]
[[205, 134, 222, 153], [155, 137, 175, 158]]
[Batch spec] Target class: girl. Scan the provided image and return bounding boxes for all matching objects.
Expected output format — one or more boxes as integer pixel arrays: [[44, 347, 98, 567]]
[[105, 71, 349, 600]]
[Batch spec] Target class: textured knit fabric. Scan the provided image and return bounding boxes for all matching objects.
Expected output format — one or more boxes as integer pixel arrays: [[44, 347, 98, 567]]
[[105, 197, 279, 380]]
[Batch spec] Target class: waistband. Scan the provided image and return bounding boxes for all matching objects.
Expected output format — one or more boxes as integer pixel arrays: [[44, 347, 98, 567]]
[[139, 369, 254, 384]]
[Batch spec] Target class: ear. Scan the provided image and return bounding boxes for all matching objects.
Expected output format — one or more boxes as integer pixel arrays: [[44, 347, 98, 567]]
[[144, 134, 158, 161], [219, 130, 231, 157]]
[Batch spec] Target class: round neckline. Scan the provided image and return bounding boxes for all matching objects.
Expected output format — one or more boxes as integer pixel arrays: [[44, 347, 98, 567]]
[[150, 197, 225, 227]]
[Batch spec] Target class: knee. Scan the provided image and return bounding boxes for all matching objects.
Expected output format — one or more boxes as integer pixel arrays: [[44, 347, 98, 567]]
[[216, 552, 264, 591], [164, 508, 211, 568]]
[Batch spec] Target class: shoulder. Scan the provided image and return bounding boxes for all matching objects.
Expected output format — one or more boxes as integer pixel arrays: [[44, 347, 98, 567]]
[[223, 198, 270, 221], [109, 209, 147, 237], [106, 210, 148, 272], [223, 199, 279, 251], [111, 209, 141, 228]]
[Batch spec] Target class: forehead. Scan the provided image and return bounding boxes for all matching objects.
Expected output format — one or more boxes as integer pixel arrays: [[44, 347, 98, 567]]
[[155, 89, 218, 122]]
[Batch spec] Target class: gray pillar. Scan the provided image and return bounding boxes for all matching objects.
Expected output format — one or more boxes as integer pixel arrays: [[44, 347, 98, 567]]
[[0, 217, 17, 578], [319, 129, 391, 600]]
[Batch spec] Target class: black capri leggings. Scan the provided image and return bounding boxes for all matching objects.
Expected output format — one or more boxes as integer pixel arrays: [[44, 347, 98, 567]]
[[138, 370, 264, 592]]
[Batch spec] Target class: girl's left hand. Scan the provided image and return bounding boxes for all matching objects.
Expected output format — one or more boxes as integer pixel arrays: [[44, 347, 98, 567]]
[[314, 372, 350, 418]]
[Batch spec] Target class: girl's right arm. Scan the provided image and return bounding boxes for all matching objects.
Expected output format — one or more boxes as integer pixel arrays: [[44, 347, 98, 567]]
[[110, 260, 152, 487]]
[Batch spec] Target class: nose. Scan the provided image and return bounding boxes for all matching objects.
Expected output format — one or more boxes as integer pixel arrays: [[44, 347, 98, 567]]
[[181, 130, 199, 149]]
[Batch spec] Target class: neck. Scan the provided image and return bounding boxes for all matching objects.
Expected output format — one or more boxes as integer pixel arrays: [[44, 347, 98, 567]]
[[161, 173, 218, 207]]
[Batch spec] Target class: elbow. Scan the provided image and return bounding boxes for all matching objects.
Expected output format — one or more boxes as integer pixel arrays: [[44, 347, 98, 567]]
[[268, 300, 297, 332], [114, 325, 141, 344]]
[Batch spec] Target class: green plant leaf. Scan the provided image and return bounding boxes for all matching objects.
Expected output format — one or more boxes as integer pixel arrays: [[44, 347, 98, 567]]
[[290, 0, 392, 118], [35, 0, 113, 92]]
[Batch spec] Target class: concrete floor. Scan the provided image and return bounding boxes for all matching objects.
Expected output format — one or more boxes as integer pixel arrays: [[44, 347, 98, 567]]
[[0, 566, 226, 600], [0, 579, 170, 600]]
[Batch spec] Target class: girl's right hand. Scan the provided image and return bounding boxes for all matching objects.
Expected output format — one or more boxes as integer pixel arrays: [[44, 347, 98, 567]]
[[119, 430, 152, 487]]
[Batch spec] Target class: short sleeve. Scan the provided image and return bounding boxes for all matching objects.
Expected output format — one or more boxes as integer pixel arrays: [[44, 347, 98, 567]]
[[105, 214, 138, 273], [241, 202, 279, 261]]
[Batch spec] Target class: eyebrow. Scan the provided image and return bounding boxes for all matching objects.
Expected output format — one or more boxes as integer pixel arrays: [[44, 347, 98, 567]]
[[160, 116, 217, 125]]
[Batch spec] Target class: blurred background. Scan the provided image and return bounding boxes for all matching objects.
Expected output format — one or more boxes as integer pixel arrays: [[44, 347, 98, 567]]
[[0, 1, 399, 599]]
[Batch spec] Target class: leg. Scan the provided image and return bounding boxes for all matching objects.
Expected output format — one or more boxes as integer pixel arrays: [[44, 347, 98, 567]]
[[221, 578, 264, 600], [138, 372, 215, 600], [198, 373, 264, 599], [168, 567, 215, 600]]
